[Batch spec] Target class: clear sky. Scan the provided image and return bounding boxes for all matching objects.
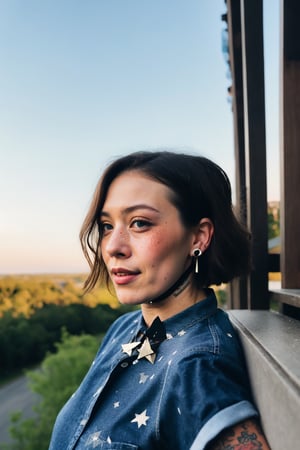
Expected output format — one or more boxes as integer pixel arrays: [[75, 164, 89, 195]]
[[0, 0, 280, 275]]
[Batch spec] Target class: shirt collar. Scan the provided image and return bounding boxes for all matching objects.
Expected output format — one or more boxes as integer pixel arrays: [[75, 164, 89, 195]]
[[135, 288, 218, 337]]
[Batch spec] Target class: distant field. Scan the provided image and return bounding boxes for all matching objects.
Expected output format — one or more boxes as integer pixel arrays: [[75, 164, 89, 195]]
[[0, 273, 119, 317], [268, 272, 281, 281]]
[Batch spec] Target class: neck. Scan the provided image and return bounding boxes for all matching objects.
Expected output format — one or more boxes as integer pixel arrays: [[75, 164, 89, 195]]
[[141, 281, 207, 326], [146, 265, 193, 304]]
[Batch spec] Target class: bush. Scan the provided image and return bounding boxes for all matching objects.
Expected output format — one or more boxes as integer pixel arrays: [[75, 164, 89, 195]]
[[0, 303, 134, 378], [0, 330, 100, 450]]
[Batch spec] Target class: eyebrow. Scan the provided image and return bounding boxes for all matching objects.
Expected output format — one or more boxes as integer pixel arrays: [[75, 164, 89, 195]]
[[100, 204, 160, 218]]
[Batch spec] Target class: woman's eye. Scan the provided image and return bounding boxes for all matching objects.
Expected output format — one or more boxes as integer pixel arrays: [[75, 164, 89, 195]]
[[132, 219, 151, 229], [99, 222, 113, 234]]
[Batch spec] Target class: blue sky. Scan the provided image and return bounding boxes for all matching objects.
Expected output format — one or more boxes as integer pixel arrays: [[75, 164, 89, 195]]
[[0, 0, 280, 274]]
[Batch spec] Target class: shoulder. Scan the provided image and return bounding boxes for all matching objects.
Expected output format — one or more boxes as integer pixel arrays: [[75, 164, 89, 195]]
[[161, 319, 252, 405], [165, 309, 244, 362], [169, 345, 249, 389]]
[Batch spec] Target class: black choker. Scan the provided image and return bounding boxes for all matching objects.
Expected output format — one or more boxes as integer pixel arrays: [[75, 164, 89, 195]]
[[147, 265, 193, 304]]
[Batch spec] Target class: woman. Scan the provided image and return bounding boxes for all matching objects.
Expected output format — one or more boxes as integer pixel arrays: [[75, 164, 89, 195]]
[[49, 151, 270, 450]]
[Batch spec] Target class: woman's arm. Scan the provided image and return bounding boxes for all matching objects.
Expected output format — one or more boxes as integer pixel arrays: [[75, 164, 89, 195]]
[[207, 418, 271, 450]]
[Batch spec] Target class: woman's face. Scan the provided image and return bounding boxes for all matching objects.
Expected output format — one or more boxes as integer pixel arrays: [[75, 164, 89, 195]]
[[99, 170, 195, 305]]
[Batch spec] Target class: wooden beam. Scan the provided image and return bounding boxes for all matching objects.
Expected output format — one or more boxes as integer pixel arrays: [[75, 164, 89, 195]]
[[226, 0, 248, 309], [280, 0, 300, 288], [240, 0, 269, 309]]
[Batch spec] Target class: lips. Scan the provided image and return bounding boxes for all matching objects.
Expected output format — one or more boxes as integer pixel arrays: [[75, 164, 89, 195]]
[[111, 268, 140, 285]]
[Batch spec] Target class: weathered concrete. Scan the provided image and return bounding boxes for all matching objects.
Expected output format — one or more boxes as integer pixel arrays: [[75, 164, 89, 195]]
[[229, 310, 300, 450]]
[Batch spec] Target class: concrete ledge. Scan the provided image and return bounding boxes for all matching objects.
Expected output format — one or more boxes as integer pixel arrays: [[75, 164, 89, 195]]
[[228, 310, 300, 450], [270, 288, 300, 309]]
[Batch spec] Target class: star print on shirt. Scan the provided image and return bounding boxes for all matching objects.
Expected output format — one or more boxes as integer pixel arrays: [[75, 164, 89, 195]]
[[85, 431, 111, 447], [178, 329, 186, 336], [139, 372, 149, 384], [131, 409, 150, 428], [113, 401, 120, 408]]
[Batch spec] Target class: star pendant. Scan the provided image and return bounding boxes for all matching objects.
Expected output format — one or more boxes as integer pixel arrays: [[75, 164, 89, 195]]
[[121, 341, 141, 356], [137, 337, 156, 364]]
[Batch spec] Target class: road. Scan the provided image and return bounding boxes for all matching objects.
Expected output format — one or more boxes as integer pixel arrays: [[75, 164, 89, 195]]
[[0, 374, 39, 444]]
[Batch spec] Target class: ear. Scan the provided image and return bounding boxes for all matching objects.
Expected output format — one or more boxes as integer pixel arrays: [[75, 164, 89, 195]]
[[192, 218, 214, 253]]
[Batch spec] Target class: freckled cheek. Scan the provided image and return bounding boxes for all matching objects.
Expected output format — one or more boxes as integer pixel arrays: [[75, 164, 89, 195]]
[[145, 233, 173, 266]]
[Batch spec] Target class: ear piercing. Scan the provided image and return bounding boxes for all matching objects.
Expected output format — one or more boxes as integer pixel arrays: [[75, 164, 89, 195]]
[[193, 248, 202, 273]]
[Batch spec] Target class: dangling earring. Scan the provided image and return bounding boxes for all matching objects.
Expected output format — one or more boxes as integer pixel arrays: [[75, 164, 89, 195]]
[[193, 248, 202, 273]]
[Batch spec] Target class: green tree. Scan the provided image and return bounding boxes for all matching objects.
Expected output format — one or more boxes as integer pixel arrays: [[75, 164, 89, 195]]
[[268, 209, 280, 239], [1, 330, 100, 450]]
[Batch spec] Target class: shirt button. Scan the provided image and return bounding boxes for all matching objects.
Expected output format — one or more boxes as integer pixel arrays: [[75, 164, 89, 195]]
[[120, 361, 129, 368]]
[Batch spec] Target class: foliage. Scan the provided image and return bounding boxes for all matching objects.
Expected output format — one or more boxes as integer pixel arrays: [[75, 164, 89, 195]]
[[0, 274, 135, 378], [215, 287, 227, 307], [0, 302, 133, 378], [0, 331, 100, 450], [268, 204, 280, 239]]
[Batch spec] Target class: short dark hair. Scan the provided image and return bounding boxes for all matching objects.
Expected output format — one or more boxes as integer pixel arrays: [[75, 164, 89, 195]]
[[80, 150, 251, 291]]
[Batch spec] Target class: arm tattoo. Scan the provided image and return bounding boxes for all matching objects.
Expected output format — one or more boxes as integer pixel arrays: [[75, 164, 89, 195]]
[[208, 419, 270, 450]]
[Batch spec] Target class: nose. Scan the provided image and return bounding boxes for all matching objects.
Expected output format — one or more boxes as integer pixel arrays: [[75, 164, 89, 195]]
[[103, 226, 131, 258]]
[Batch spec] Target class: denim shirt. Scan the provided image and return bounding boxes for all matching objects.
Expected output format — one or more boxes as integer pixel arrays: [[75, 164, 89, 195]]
[[49, 289, 257, 450]]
